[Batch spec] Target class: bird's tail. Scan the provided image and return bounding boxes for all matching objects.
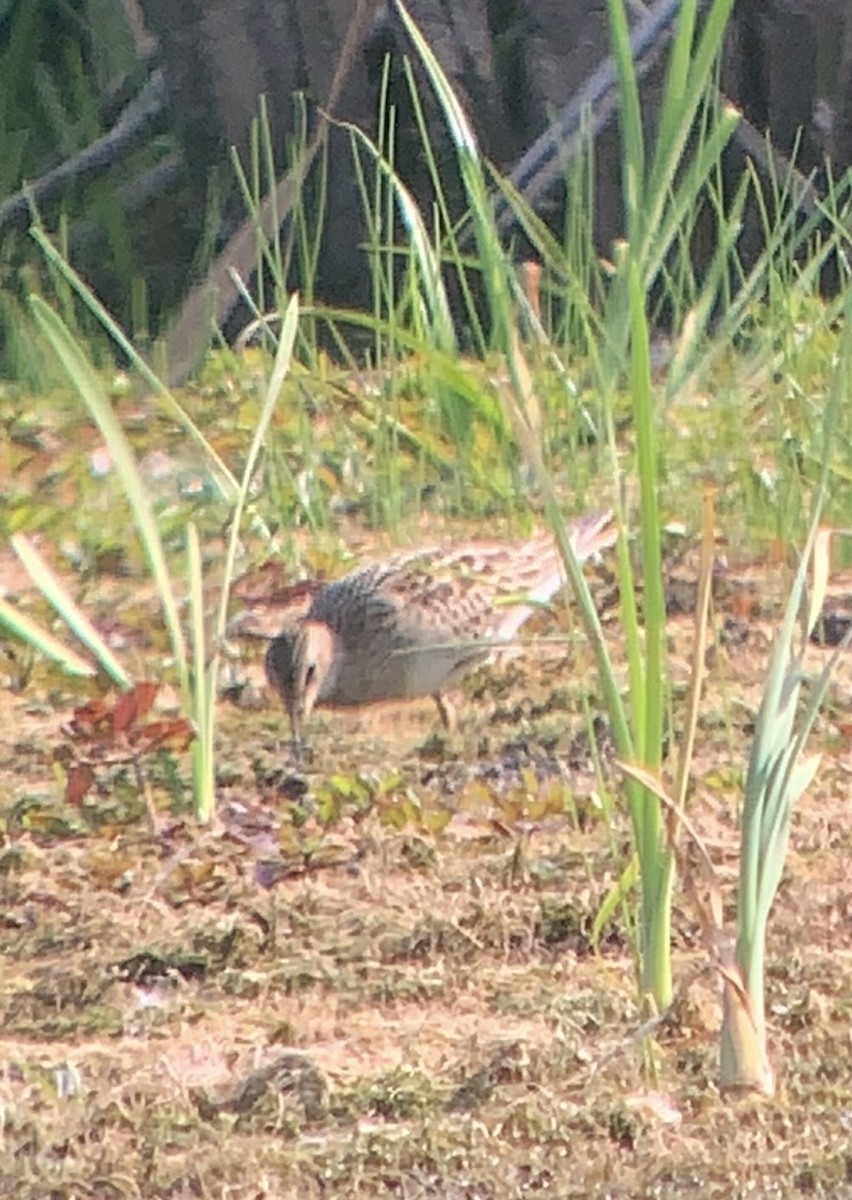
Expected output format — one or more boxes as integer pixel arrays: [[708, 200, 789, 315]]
[[493, 508, 615, 640], [569, 508, 617, 564]]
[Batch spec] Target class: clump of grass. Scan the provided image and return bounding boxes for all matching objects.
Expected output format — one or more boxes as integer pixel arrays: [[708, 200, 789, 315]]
[[385, 0, 740, 1016], [0, 232, 299, 821], [721, 325, 852, 1091]]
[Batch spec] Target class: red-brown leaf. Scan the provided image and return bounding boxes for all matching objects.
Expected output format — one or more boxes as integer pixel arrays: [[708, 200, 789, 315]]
[[113, 681, 159, 732], [132, 717, 196, 755], [66, 698, 114, 741], [64, 763, 96, 805]]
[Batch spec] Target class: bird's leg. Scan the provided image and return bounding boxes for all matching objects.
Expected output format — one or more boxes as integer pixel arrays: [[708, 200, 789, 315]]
[[433, 692, 458, 733]]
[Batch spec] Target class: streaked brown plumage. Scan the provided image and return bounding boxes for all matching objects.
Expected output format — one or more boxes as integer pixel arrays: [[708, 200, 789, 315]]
[[265, 509, 614, 745]]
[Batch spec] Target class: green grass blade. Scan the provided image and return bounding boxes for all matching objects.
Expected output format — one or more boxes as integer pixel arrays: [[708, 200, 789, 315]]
[[30, 227, 240, 504], [216, 293, 300, 643], [340, 118, 456, 355], [629, 263, 665, 768], [606, 0, 644, 234], [653, 0, 697, 162], [0, 596, 98, 679], [187, 521, 214, 822], [393, 0, 515, 358], [10, 533, 131, 688], [29, 295, 191, 701]]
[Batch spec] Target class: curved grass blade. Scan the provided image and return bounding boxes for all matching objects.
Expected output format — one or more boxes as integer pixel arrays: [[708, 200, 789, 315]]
[[9, 533, 131, 687], [30, 227, 240, 504], [29, 295, 190, 700], [0, 595, 98, 679]]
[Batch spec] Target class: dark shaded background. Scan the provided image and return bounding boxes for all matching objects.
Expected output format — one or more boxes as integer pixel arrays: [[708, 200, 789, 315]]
[[2, 0, 851, 374]]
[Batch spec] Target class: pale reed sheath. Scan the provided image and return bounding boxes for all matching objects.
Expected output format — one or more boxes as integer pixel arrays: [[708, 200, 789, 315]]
[[265, 509, 615, 746]]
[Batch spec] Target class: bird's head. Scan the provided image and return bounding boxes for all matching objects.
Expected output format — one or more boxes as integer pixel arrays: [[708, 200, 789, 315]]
[[265, 620, 335, 749]]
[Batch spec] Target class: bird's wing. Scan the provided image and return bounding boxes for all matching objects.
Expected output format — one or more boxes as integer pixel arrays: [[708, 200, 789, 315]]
[[346, 541, 557, 647], [309, 509, 614, 649]]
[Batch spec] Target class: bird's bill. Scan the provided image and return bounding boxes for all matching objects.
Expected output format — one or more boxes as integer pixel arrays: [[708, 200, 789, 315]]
[[288, 691, 320, 758], [286, 698, 304, 756]]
